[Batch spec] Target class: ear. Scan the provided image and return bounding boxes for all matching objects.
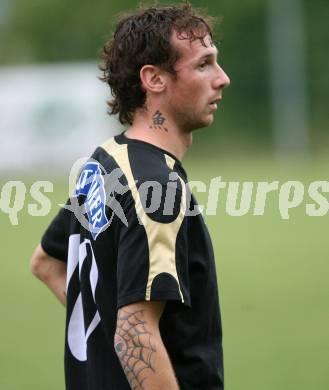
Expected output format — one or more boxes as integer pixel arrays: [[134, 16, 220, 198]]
[[140, 65, 166, 93]]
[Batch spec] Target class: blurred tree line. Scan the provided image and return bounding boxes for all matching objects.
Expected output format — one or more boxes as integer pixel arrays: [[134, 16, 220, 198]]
[[0, 0, 327, 152]]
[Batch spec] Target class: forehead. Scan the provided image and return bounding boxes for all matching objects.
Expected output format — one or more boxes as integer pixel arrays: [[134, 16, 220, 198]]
[[171, 32, 218, 66]]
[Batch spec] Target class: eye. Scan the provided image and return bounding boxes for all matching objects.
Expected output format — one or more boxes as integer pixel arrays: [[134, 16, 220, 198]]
[[198, 58, 213, 71], [198, 62, 208, 70]]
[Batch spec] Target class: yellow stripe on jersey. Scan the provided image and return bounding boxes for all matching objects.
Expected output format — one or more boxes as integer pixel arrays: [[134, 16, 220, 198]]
[[101, 137, 186, 303], [165, 154, 175, 170]]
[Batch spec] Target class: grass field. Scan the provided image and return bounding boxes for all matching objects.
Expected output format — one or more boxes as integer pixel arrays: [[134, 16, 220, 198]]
[[1, 153, 328, 390]]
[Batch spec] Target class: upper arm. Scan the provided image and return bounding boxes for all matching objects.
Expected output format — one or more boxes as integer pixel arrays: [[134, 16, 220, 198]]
[[114, 301, 180, 389], [114, 301, 165, 350], [41, 200, 73, 262], [116, 300, 165, 331], [35, 200, 74, 278]]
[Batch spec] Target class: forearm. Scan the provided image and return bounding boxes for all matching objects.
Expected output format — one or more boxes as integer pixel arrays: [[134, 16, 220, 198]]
[[115, 307, 179, 389], [40, 264, 67, 306], [31, 244, 67, 306]]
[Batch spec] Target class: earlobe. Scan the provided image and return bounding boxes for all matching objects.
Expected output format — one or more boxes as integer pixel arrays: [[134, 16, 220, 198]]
[[140, 65, 166, 93]]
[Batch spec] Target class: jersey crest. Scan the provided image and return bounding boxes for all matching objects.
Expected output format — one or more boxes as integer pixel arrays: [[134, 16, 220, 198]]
[[75, 162, 108, 239]]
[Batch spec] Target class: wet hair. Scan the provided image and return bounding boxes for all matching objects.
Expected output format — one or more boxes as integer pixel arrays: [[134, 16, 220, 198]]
[[99, 2, 215, 125]]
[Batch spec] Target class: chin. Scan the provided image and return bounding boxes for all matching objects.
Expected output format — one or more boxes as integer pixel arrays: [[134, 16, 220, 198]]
[[189, 120, 213, 132], [182, 114, 214, 132], [200, 115, 215, 127]]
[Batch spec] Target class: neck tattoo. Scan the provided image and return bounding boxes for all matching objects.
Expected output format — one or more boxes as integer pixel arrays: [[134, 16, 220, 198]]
[[149, 110, 168, 132]]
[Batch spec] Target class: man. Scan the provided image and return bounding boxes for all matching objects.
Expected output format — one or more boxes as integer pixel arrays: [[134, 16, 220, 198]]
[[31, 2, 230, 389]]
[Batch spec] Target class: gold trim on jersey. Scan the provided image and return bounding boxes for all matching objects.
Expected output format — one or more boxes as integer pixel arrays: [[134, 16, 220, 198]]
[[101, 137, 186, 303], [165, 154, 176, 170]]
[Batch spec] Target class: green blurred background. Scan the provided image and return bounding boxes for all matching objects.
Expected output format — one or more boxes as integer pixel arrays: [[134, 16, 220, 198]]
[[0, 0, 328, 389]]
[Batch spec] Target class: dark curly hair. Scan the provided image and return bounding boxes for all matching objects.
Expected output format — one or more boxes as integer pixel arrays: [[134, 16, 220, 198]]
[[99, 2, 215, 125]]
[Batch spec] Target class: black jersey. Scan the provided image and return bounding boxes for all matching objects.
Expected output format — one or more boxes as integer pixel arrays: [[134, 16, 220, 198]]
[[41, 132, 224, 389]]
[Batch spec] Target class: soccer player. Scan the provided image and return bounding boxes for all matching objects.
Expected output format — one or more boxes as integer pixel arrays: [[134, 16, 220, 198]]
[[30, 2, 230, 389]]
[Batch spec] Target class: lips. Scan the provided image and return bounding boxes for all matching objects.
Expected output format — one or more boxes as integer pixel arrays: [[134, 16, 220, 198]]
[[209, 97, 221, 110], [209, 97, 221, 105]]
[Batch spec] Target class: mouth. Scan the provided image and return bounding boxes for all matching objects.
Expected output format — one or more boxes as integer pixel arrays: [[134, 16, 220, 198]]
[[209, 97, 221, 111]]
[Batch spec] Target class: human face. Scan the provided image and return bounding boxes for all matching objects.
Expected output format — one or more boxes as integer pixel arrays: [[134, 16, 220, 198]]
[[164, 33, 230, 132]]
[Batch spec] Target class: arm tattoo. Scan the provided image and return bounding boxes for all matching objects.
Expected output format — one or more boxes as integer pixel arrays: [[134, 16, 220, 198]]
[[149, 110, 168, 132], [115, 309, 156, 389]]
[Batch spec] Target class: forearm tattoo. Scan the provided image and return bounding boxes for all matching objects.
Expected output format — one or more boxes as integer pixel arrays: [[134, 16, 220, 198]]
[[149, 110, 168, 132], [115, 309, 156, 389]]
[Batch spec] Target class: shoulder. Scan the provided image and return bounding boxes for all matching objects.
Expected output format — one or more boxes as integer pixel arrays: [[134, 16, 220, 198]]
[[97, 136, 185, 224], [98, 135, 183, 189]]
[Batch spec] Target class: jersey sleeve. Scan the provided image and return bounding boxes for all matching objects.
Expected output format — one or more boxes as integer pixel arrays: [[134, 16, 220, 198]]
[[116, 184, 191, 310], [41, 199, 74, 262]]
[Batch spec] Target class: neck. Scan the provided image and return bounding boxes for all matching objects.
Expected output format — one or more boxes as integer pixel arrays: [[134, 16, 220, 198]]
[[125, 108, 193, 161]]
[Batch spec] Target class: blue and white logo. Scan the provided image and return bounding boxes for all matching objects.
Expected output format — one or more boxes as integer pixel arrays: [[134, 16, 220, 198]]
[[75, 162, 109, 240]]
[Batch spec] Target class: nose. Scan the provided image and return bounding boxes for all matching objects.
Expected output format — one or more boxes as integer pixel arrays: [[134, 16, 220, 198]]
[[214, 63, 230, 89]]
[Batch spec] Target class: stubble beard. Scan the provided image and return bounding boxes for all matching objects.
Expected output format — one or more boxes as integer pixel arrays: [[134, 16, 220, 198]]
[[172, 106, 214, 133]]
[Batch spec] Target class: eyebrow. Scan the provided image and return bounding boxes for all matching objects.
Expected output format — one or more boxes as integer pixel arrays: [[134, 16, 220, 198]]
[[197, 50, 218, 62]]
